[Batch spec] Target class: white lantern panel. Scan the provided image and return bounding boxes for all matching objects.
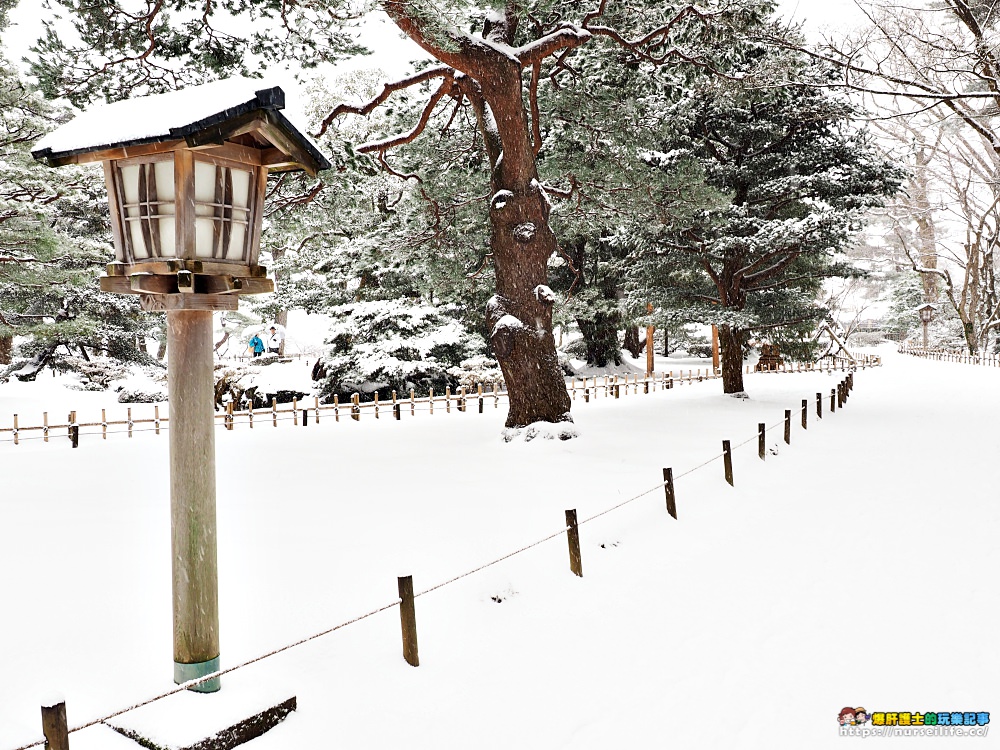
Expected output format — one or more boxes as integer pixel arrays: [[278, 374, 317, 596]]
[[154, 160, 177, 257], [118, 160, 177, 261], [193, 160, 255, 260]]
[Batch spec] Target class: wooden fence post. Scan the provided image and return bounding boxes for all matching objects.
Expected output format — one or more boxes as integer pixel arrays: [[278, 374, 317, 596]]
[[459, 386, 467, 412], [315, 396, 320, 424], [41, 699, 69, 750], [722, 440, 734, 486], [70, 423, 79, 449], [101, 409, 107, 440], [126, 408, 132, 438], [394, 403, 401, 420], [816, 393, 822, 419], [293, 397, 300, 425], [397, 575, 419, 667], [334, 394, 340, 422], [12, 414, 18, 446], [410, 389, 416, 417], [153, 406, 160, 435], [429, 387, 434, 415], [784, 410, 791, 444], [830, 388, 836, 413], [663, 468, 677, 520], [351, 393, 360, 421], [758, 423, 766, 460], [225, 402, 234, 431], [303, 405, 309, 427], [565, 509, 583, 577], [801, 399, 807, 429]]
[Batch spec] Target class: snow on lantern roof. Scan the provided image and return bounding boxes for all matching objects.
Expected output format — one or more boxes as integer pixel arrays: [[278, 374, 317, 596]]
[[32, 77, 330, 175]]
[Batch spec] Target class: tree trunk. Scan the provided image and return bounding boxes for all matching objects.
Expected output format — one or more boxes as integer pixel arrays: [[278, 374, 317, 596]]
[[577, 315, 621, 367], [623, 326, 644, 358], [718, 324, 746, 393], [0, 335, 12, 365], [912, 147, 939, 301], [479, 68, 571, 428]]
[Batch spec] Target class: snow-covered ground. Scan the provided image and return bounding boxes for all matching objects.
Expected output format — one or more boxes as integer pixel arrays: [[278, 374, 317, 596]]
[[1, 346, 996, 749]]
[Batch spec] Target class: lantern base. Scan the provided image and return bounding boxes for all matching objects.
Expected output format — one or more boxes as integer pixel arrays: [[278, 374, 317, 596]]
[[139, 293, 240, 311], [175, 656, 221, 693]]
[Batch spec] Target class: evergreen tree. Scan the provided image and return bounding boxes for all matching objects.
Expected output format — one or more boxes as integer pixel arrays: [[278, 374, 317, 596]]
[[623, 26, 902, 392]]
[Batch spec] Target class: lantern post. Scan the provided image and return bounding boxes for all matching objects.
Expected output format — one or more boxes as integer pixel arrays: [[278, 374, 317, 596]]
[[917, 303, 935, 349], [33, 80, 330, 692]]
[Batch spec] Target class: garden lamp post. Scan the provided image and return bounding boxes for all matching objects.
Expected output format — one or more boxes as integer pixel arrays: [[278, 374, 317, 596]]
[[917, 303, 936, 349], [33, 80, 329, 692]]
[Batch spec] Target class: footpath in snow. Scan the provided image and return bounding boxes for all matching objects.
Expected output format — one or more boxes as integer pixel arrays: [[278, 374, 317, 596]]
[[0, 346, 996, 749]]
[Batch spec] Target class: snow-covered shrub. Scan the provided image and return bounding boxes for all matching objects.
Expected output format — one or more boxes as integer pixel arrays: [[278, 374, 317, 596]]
[[117, 385, 167, 403], [315, 300, 491, 402], [446, 355, 504, 391]]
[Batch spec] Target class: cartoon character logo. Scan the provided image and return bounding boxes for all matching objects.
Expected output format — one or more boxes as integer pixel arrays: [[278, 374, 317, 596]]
[[855, 708, 869, 725], [839, 707, 857, 726]]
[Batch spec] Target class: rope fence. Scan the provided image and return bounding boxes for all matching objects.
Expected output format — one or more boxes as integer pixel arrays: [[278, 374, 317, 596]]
[[898, 345, 1000, 367], [14, 370, 861, 750]]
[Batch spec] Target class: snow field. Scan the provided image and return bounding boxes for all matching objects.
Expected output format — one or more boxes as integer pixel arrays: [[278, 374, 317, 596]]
[[1, 347, 997, 749]]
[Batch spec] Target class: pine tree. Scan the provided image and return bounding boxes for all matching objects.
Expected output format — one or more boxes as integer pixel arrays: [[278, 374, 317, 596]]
[[623, 24, 903, 392]]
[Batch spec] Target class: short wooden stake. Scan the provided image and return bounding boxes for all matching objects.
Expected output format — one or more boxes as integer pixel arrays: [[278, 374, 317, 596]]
[[373, 392, 379, 420], [445, 386, 451, 413], [12, 414, 18, 445], [225, 402, 234, 431], [459, 386, 467, 412], [429, 387, 434, 415], [334, 394, 340, 422], [584, 388, 590, 403], [41, 699, 69, 750], [830, 388, 836, 413], [272, 398, 278, 427], [397, 575, 419, 667], [101, 409, 107, 439], [351, 393, 360, 421], [410, 389, 415, 416], [315, 396, 321, 423], [394, 403, 401, 420], [816, 393, 822, 419], [153, 407, 159, 435], [663, 468, 677, 520], [126, 408, 132, 438], [784, 410, 791, 444], [722, 440, 734, 486], [303, 407, 309, 427], [565, 509, 583, 577], [758, 423, 766, 460], [293, 397, 299, 425]]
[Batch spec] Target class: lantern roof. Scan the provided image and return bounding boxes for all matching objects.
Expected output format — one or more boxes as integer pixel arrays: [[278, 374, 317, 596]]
[[32, 77, 330, 175]]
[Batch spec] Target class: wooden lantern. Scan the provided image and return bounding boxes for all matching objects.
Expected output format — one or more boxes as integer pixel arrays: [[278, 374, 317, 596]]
[[33, 80, 330, 310]]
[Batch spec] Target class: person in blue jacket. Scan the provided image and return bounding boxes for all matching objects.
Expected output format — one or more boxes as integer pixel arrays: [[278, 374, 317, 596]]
[[248, 333, 265, 357]]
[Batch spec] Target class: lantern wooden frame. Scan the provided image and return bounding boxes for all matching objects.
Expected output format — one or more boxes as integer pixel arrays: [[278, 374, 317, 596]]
[[33, 84, 329, 311]]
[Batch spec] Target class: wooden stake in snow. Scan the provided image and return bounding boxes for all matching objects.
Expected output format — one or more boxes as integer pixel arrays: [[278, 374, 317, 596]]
[[816, 393, 822, 419], [784, 410, 791, 444], [397, 576, 419, 667], [41, 699, 69, 750], [830, 388, 836, 413], [663, 468, 677, 520], [351, 393, 360, 421], [272, 397, 278, 427], [758, 423, 766, 460], [722, 440, 734, 486], [12, 414, 17, 446], [565, 509, 583, 577], [801, 399, 808, 430]]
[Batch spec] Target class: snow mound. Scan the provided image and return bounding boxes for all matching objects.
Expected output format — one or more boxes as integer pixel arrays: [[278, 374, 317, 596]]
[[502, 420, 579, 442], [729, 391, 750, 399]]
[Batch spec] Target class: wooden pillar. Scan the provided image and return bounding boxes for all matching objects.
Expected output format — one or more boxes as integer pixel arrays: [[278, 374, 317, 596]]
[[41, 699, 69, 750], [398, 575, 419, 667], [711, 324, 720, 373], [722, 440, 734, 486], [662, 468, 677, 520], [167, 310, 220, 692], [645, 302, 655, 378], [565, 509, 583, 577]]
